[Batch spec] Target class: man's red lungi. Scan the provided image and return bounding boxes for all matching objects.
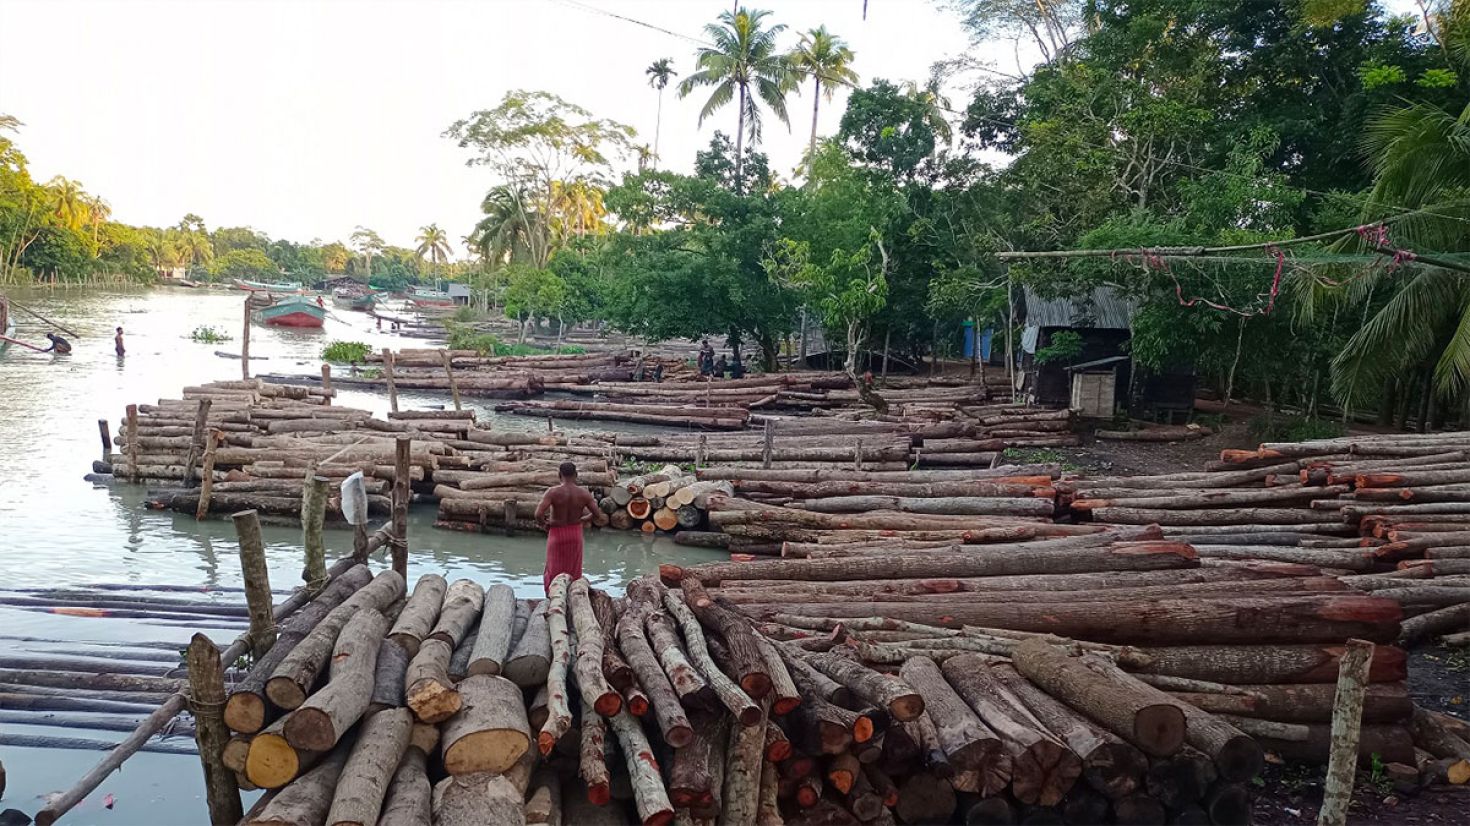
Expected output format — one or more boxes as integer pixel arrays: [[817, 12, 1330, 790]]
[[544, 523, 585, 593]]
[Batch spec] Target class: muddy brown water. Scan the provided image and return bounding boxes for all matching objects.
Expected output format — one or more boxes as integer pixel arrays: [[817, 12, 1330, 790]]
[[0, 285, 722, 822]]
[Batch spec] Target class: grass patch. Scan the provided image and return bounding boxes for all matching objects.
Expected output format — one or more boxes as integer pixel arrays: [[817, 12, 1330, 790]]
[[446, 323, 588, 356], [1247, 413, 1344, 443], [1002, 447, 1081, 472], [322, 340, 372, 364], [451, 305, 481, 322], [188, 325, 231, 343]]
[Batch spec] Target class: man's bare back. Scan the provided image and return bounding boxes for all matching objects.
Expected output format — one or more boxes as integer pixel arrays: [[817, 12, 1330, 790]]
[[536, 481, 603, 528]]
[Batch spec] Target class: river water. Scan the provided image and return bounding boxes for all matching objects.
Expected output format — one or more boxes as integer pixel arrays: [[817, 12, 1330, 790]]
[[0, 285, 722, 823]]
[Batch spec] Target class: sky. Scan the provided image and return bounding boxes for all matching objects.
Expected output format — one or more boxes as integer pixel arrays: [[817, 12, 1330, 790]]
[[0, 0, 991, 255]]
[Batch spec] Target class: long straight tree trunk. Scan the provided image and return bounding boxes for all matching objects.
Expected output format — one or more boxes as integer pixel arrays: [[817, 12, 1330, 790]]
[[654, 89, 664, 168], [808, 78, 821, 167], [735, 85, 748, 194]]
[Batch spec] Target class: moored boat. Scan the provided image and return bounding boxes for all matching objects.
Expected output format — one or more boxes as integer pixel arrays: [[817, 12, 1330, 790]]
[[234, 278, 303, 292], [254, 295, 326, 328], [331, 288, 376, 311]]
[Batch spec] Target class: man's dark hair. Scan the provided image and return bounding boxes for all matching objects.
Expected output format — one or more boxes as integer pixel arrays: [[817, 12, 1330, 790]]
[[559, 461, 578, 479]]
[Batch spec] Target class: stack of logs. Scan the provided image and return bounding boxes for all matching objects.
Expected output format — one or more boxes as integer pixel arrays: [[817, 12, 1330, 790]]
[[599, 466, 733, 535], [350, 348, 639, 396], [219, 536, 1468, 826]]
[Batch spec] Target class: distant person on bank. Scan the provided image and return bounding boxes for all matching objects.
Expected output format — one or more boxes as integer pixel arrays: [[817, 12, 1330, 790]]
[[42, 332, 71, 355], [534, 461, 608, 593], [115, 326, 125, 357]]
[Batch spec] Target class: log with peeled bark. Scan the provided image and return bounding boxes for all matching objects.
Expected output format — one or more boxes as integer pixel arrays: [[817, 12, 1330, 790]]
[[505, 601, 551, 688], [284, 608, 388, 752], [590, 589, 635, 691], [432, 772, 526, 826], [441, 674, 531, 774], [467, 583, 516, 676], [898, 657, 1009, 796], [324, 706, 412, 826], [428, 578, 485, 648], [266, 570, 405, 710], [369, 638, 410, 713], [579, 709, 611, 804], [662, 588, 761, 725], [792, 649, 923, 722], [680, 576, 773, 699], [246, 746, 348, 824], [724, 699, 769, 824], [665, 543, 1198, 586], [615, 596, 694, 747], [732, 594, 1402, 645], [1011, 639, 1185, 758], [539, 574, 574, 754], [1168, 681, 1412, 724], [940, 655, 1081, 806], [226, 565, 373, 734], [404, 638, 460, 724], [609, 708, 677, 826], [568, 579, 622, 716], [988, 664, 1146, 800]]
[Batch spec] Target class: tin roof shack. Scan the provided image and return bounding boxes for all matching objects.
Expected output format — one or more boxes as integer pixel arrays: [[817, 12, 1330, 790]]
[[1020, 287, 1197, 420]]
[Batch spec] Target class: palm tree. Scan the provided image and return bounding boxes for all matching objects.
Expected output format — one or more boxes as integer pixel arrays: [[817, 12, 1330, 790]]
[[48, 176, 88, 231], [646, 58, 678, 168], [678, 7, 794, 192], [788, 26, 858, 165], [903, 79, 954, 146], [415, 224, 452, 270], [472, 186, 539, 267], [83, 194, 110, 250]]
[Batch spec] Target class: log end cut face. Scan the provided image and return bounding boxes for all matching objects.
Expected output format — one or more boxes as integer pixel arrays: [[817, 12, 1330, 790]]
[[444, 729, 531, 776], [244, 732, 303, 789], [1133, 703, 1187, 757], [224, 693, 266, 734], [408, 679, 463, 724]]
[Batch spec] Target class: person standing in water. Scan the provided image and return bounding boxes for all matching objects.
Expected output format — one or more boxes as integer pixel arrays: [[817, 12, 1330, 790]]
[[534, 461, 608, 593], [114, 326, 125, 357]]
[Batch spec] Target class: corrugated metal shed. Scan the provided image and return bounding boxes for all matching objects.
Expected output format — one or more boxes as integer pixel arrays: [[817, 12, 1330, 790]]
[[1022, 287, 1137, 330]]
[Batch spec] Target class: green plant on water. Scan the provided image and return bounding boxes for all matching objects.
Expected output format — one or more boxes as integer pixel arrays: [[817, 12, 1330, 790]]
[[188, 325, 231, 344], [321, 340, 372, 364], [357, 367, 382, 379]]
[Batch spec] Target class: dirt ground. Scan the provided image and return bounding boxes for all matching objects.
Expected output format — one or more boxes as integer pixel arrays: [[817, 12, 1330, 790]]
[[1004, 419, 1260, 476]]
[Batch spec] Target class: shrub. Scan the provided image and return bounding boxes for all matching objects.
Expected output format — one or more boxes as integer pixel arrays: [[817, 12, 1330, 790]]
[[189, 325, 231, 343], [322, 341, 372, 364]]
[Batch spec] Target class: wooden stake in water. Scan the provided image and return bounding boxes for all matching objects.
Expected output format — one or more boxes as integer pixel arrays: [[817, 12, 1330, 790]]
[[196, 431, 220, 519], [302, 475, 329, 590], [231, 509, 276, 656], [241, 299, 251, 381], [697, 434, 707, 468], [96, 418, 112, 463], [1317, 638, 1375, 826], [441, 349, 463, 411], [125, 404, 139, 483], [320, 363, 332, 396], [183, 398, 213, 487], [382, 348, 400, 413], [391, 437, 411, 579], [186, 633, 243, 825]]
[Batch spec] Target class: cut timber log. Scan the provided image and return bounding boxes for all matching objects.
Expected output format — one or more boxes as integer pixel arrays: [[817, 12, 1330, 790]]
[[428, 579, 485, 648], [377, 742, 431, 826], [898, 657, 1009, 796], [616, 595, 694, 747], [1127, 643, 1407, 685], [246, 747, 348, 825], [504, 600, 551, 688], [797, 648, 924, 722], [442, 674, 532, 774], [467, 584, 516, 676], [539, 574, 574, 754], [432, 772, 526, 826], [609, 708, 676, 826], [1168, 682, 1412, 724], [662, 587, 760, 725], [369, 638, 409, 713], [266, 570, 405, 710], [568, 578, 622, 716], [1011, 639, 1186, 758], [285, 608, 388, 752], [580, 711, 610, 804], [387, 574, 446, 657], [941, 654, 1081, 806], [405, 638, 460, 724], [324, 705, 412, 826], [681, 576, 773, 699]]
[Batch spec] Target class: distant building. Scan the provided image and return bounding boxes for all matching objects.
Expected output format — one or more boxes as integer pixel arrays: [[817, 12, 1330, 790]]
[[447, 283, 472, 305]]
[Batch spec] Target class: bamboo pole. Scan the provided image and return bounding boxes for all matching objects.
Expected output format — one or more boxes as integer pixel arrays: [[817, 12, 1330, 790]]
[[186, 633, 243, 825], [440, 349, 463, 411], [383, 349, 400, 414], [1317, 639, 1375, 826], [302, 475, 329, 589], [392, 437, 410, 579], [232, 510, 277, 657], [5, 296, 81, 337]]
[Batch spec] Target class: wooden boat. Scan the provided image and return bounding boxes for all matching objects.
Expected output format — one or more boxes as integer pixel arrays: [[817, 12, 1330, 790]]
[[234, 278, 303, 292], [331, 288, 376, 311], [407, 286, 454, 307], [254, 295, 326, 328]]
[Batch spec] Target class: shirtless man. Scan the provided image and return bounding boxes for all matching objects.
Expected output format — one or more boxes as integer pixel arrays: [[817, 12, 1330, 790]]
[[534, 461, 608, 593]]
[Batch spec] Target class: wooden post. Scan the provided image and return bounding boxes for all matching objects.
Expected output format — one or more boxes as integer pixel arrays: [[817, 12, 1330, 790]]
[[854, 439, 864, 472], [391, 437, 411, 579], [762, 421, 773, 470], [96, 418, 112, 463], [320, 363, 332, 396], [186, 633, 244, 825], [697, 434, 707, 469], [504, 500, 517, 538], [382, 348, 399, 413], [547, 415, 555, 433], [196, 431, 221, 520], [1317, 639, 1376, 826], [353, 522, 369, 563], [441, 349, 463, 411], [302, 475, 329, 590], [231, 510, 277, 657], [882, 328, 892, 385], [241, 299, 251, 381], [125, 404, 139, 482], [183, 398, 213, 487]]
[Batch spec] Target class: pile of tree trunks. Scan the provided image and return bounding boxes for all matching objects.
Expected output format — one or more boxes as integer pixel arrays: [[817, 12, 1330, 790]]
[[495, 399, 751, 430], [358, 347, 637, 392], [595, 465, 730, 535]]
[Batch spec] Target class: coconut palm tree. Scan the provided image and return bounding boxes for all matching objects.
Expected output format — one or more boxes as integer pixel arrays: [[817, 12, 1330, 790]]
[[677, 7, 794, 192], [903, 78, 954, 146], [415, 224, 452, 271], [646, 58, 678, 168], [472, 186, 539, 267], [788, 26, 858, 165], [48, 176, 88, 231], [83, 194, 110, 249]]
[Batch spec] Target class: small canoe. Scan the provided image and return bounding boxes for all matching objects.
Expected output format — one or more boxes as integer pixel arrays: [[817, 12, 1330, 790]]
[[254, 295, 326, 328]]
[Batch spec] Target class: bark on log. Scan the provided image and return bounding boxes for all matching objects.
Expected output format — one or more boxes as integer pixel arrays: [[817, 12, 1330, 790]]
[[645, 608, 714, 709], [796, 649, 924, 722], [467, 583, 517, 677], [539, 574, 574, 754], [569, 579, 622, 716], [526, 767, 563, 826], [285, 608, 387, 752], [1410, 706, 1470, 760], [1254, 723, 1414, 764], [1169, 682, 1411, 724], [388, 574, 447, 657], [1127, 643, 1407, 685], [609, 708, 677, 826], [671, 712, 724, 807], [266, 570, 404, 710], [662, 588, 761, 725], [505, 600, 552, 688], [432, 772, 526, 826], [724, 699, 768, 824], [404, 637, 460, 724], [324, 706, 411, 826], [895, 772, 955, 825], [429, 578, 485, 648], [1144, 746, 1216, 809], [245, 747, 348, 825], [442, 674, 532, 775], [369, 637, 409, 713], [681, 576, 773, 699], [377, 745, 431, 826], [898, 657, 1009, 795], [617, 596, 694, 747], [1011, 639, 1186, 758], [579, 710, 611, 804]]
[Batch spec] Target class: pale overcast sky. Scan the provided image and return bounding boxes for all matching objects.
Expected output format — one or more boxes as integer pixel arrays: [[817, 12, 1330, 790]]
[[0, 0, 993, 254]]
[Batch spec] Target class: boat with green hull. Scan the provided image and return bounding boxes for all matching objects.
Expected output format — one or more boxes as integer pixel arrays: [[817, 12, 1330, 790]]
[[254, 294, 326, 328]]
